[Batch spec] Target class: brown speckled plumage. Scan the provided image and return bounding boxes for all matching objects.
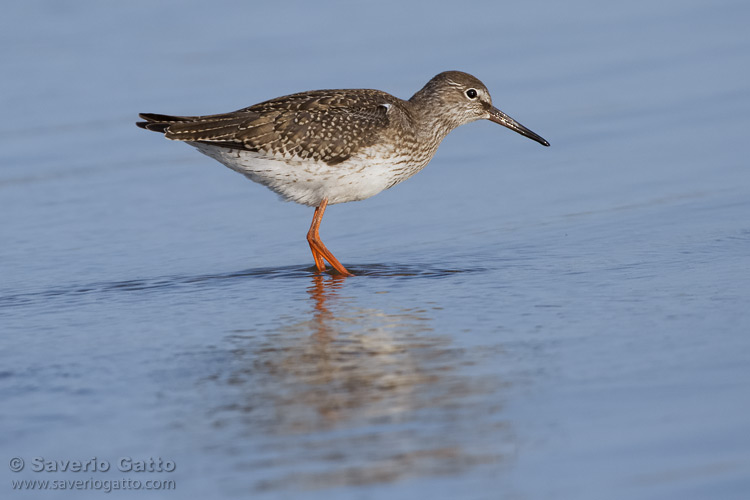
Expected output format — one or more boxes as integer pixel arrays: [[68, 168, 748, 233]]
[[140, 89, 407, 165]]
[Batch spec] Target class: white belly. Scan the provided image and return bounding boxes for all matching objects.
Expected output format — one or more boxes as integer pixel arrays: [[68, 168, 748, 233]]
[[190, 142, 427, 207]]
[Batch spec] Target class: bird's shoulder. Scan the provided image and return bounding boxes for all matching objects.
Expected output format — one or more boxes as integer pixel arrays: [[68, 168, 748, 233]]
[[235, 89, 412, 163]]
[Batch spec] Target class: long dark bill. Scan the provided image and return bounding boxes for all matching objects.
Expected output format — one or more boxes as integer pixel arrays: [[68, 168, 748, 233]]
[[488, 106, 550, 147]]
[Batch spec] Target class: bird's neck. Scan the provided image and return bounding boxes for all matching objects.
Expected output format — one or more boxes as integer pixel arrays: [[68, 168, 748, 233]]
[[407, 92, 461, 154]]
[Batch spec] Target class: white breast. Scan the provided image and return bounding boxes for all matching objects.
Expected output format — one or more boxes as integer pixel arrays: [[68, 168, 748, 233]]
[[190, 142, 428, 207]]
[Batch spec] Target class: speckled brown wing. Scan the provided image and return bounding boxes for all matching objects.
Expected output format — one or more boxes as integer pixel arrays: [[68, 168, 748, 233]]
[[138, 89, 399, 166]]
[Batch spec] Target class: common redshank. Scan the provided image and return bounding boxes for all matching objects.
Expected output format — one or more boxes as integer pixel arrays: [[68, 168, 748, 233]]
[[137, 71, 549, 276]]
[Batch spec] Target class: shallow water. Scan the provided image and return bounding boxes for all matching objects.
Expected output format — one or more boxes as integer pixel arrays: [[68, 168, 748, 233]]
[[2, 0, 750, 498]]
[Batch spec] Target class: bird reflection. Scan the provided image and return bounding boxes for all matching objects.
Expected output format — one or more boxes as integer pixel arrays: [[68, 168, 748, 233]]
[[210, 273, 508, 491]]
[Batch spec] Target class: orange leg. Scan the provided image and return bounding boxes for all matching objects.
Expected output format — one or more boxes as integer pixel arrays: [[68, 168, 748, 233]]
[[306, 198, 353, 276], [307, 205, 327, 272]]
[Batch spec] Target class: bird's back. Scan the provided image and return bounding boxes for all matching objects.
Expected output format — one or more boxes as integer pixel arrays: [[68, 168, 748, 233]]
[[138, 89, 415, 166]]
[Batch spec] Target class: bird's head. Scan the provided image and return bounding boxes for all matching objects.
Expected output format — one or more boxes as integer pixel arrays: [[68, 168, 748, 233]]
[[411, 71, 549, 147]]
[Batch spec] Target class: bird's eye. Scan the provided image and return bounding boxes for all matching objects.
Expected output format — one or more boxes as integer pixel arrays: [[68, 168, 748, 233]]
[[466, 89, 478, 99]]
